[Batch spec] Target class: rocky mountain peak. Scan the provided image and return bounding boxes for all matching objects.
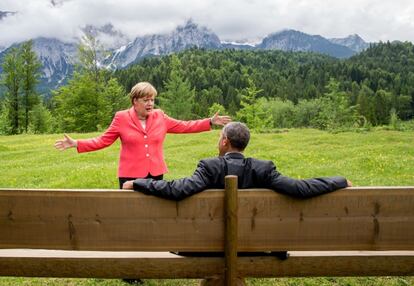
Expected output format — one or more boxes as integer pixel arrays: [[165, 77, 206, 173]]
[[81, 23, 130, 50], [258, 29, 355, 58], [106, 20, 221, 69], [177, 19, 199, 31], [329, 34, 369, 53]]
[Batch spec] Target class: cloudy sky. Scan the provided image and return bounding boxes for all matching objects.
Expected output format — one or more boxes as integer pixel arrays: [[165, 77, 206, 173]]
[[1, 0, 414, 47]]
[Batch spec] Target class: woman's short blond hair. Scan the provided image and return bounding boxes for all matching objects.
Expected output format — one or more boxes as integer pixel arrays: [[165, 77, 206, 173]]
[[129, 82, 157, 104]]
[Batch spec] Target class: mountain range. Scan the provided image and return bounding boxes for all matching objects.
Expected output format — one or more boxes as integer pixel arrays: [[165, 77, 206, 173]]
[[0, 19, 370, 94]]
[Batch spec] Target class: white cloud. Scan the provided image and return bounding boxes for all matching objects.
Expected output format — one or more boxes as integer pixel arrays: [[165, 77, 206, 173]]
[[0, 0, 413, 47]]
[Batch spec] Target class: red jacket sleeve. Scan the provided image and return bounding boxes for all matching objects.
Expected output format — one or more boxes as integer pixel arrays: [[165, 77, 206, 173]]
[[77, 113, 120, 153], [164, 113, 211, 133]]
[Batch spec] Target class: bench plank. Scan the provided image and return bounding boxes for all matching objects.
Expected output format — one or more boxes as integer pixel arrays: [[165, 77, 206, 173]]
[[0, 250, 413, 278], [1, 187, 414, 251]]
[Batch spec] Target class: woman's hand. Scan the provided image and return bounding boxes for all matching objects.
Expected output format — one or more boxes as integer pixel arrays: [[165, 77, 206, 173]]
[[210, 112, 231, 126], [54, 134, 77, 150]]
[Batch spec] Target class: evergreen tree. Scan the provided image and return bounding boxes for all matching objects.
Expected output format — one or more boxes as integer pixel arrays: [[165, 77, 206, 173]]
[[208, 103, 226, 117], [267, 98, 295, 128], [389, 108, 401, 130], [236, 78, 273, 130], [53, 72, 104, 132], [357, 84, 376, 125], [393, 94, 412, 120], [0, 101, 12, 134], [1, 47, 23, 134], [313, 78, 357, 130], [101, 78, 129, 126], [53, 35, 126, 132], [21, 40, 42, 133], [78, 33, 106, 84], [293, 99, 321, 128], [374, 89, 393, 125], [29, 102, 53, 134], [194, 86, 223, 117], [159, 55, 195, 120]]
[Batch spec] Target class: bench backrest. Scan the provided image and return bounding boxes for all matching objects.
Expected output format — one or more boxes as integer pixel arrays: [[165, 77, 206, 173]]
[[1, 185, 413, 252]]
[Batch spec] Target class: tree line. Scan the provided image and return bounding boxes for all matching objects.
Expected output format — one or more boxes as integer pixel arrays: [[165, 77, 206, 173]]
[[1, 39, 414, 135], [0, 36, 128, 135], [115, 42, 414, 131]]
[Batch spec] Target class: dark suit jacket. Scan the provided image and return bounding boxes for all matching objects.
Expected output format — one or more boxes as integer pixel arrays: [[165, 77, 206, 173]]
[[133, 152, 348, 201]]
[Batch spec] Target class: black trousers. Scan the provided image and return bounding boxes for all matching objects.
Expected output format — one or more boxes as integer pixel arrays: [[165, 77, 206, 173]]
[[119, 173, 163, 284], [118, 174, 164, 189], [175, 251, 289, 260]]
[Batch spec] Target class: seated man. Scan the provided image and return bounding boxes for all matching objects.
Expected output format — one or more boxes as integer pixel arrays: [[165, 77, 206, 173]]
[[123, 121, 351, 198], [123, 121, 352, 286]]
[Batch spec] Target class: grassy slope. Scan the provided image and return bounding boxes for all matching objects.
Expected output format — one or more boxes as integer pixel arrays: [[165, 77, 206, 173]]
[[1, 129, 413, 188], [0, 129, 413, 285]]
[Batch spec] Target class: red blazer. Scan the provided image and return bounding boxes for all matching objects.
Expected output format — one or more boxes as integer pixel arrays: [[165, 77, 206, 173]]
[[77, 108, 211, 178]]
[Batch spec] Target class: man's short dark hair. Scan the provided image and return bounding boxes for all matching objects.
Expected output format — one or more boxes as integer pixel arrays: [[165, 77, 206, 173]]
[[222, 122, 250, 151]]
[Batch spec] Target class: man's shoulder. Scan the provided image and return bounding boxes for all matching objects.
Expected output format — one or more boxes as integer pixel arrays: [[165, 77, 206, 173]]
[[197, 156, 275, 169], [201, 155, 274, 166], [196, 157, 226, 173], [200, 156, 275, 169], [247, 157, 275, 170], [248, 157, 274, 164], [199, 157, 222, 165]]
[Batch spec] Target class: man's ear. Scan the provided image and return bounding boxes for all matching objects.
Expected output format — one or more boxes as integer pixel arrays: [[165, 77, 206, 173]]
[[222, 137, 229, 146]]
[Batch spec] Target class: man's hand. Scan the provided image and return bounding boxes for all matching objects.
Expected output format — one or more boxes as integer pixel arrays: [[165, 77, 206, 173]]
[[210, 112, 231, 126], [346, 179, 353, 187], [122, 180, 134, 189]]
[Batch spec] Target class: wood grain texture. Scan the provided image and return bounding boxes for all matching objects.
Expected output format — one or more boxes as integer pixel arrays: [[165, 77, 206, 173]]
[[225, 176, 238, 286], [1, 187, 413, 251]]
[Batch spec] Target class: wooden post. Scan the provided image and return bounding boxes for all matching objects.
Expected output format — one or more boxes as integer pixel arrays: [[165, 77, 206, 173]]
[[224, 175, 238, 286]]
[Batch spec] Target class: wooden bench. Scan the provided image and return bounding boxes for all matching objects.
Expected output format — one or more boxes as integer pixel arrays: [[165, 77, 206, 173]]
[[1, 176, 414, 285]]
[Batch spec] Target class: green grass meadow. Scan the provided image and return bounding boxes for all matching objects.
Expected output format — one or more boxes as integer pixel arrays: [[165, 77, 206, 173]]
[[0, 129, 413, 285]]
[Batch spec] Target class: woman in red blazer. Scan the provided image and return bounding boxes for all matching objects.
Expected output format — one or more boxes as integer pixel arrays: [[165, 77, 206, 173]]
[[55, 82, 231, 188]]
